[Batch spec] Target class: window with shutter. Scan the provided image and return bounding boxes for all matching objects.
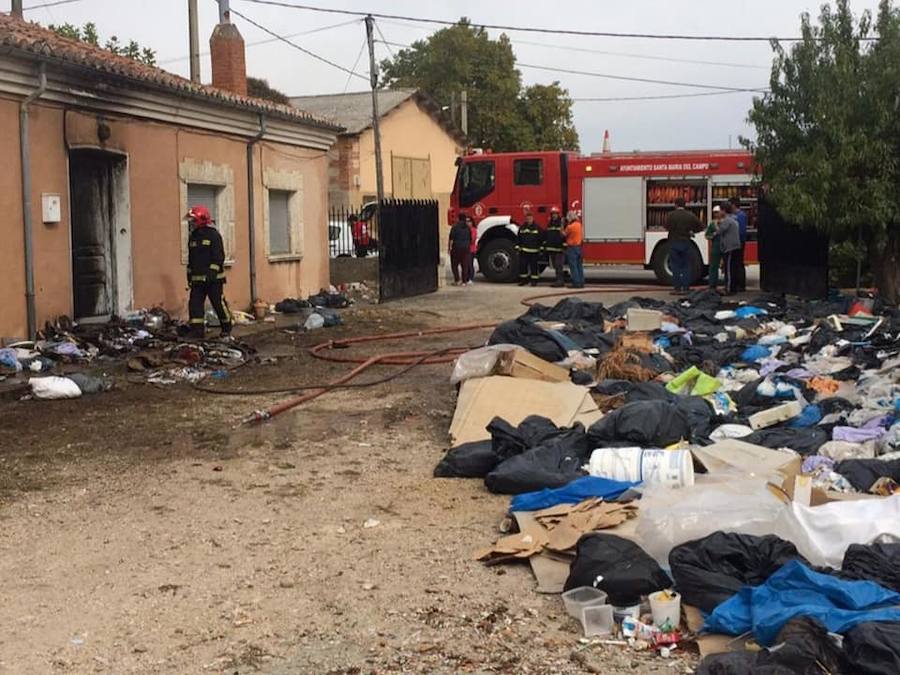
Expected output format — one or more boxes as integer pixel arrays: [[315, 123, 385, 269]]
[[268, 189, 292, 255], [186, 184, 219, 222]]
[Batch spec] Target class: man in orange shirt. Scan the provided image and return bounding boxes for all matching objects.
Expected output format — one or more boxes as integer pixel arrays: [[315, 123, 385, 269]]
[[564, 210, 585, 288]]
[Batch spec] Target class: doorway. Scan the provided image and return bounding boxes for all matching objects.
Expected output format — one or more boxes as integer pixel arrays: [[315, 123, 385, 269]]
[[69, 149, 132, 319]]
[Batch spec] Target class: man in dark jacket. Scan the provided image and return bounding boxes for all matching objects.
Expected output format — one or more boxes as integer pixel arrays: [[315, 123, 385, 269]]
[[664, 197, 704, 294], [730, 196, 748, 292], [186, 205, 232, 338], [448, 213, 473, 285], [516, 211, 543, 286], [544, 206, 566, 287]]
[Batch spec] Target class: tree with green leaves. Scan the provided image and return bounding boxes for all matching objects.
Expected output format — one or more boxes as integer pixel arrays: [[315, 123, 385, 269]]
[[746, 0, 900, 303], [50, 22, 156, 66], [380, 20, 579, 152]]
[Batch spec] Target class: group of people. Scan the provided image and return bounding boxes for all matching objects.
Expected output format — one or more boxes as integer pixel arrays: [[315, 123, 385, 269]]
[[664, 196, 747, 296], [448, 207, 585, 288]]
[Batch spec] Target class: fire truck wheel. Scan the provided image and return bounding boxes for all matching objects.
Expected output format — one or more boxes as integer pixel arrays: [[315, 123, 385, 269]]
[[652, 241, 703, 285], [479, 238, 519, 283]]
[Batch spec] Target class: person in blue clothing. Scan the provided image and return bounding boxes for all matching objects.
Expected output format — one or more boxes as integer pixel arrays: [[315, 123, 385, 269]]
[[730, 197, 748, 292]]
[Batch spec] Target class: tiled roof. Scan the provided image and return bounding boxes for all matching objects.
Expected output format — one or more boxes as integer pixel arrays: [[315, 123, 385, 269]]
[[0, 14, 342, 131], [290, 88, 466, 143]]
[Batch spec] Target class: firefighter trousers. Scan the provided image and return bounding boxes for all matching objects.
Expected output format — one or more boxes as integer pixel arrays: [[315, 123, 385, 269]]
[[518, 252, 540, 284], [189, 282, 232, 336]]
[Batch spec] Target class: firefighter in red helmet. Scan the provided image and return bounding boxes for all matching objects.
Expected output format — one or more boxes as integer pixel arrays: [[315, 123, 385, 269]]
[[185, 205, 232, 338], [544, 206, 566, 287]]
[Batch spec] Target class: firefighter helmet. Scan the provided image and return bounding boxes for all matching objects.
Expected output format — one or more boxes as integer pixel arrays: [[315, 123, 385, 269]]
[[185, 205, 212, 226]]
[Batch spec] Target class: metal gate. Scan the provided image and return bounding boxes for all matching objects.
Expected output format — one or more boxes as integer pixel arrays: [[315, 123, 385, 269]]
[[378, 199, 439, 302], [758, 195, 830, 299]]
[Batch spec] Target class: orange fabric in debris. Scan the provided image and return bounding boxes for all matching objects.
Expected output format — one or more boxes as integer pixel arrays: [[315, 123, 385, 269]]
[[809, 377, 840, 396]]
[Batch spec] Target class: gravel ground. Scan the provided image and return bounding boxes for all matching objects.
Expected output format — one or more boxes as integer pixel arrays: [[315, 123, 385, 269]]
[[0, 275, 715, 674]]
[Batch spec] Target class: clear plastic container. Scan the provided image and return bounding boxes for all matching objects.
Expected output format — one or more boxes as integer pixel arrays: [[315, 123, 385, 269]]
[[562, 586, 608, 621], [582, 604, 615, 637]]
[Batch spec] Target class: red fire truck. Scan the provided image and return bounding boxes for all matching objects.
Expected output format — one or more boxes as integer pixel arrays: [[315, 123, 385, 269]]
[[449, 149, 758, 284]]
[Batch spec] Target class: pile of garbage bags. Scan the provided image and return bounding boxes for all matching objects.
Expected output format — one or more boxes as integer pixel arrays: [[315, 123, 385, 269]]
[[436, 289, 900, 670]]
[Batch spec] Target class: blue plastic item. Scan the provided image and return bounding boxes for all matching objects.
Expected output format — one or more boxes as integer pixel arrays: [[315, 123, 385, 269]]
[[741, 345, 772, 363], [703, 560, 900, 646], [509, 476, 638, 512], [654, 336, 671, 349], [788, 405, 823, 428], [734, 306, 768, 319]]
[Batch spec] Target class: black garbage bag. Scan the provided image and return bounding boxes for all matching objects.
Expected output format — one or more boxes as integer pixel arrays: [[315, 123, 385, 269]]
[[818, 397, 856, 416], [588, 400, 692, 447], [841, 543, 900, 592], [669, 532, 807, 613], [488, 318, 568, 363], [676, 396, 718, 442], [742, 427, 829, 456], [844, 621, 900, 675], [274, 297, 311, 313], [593, 379, 635, 397], [564, 533, 672, 607], [696, 617, 849, 675], [308, 290, 350, 308], [835, 459, 900, 492], [625, 381, 676, 403], [488, 415, 564, 458], [484, 437, 587, 494], [559, 325, 620, 353], [570, 370, 593, 386], [525, 298, 607, 324], [433, 440, 498, 478]]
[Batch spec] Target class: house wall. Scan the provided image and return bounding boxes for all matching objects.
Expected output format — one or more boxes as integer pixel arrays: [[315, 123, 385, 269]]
[[0, 98, 330, 339]]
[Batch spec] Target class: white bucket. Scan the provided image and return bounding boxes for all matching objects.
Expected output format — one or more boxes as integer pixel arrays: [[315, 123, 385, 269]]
[[588, 447, 695, 487], [649, 590, 681, 630]]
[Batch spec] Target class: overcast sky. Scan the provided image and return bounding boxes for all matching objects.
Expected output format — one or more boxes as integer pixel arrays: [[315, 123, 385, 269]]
[[20, 0, 883, 152]]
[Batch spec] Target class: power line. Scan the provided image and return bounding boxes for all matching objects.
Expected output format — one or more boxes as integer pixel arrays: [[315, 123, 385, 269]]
[[573, 89, 767, 102], [518, 62, 766, 92], [344, 37, 368, 92], [237, 0, 842, 42], [159, 18, 360, 65], [23, 0, 84, 9], [230, 7, 367, 80], [373, 19, 395, 60]]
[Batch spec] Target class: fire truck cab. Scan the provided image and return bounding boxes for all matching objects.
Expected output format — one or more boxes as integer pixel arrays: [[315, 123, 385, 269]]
[[449, 149, 758, 284]]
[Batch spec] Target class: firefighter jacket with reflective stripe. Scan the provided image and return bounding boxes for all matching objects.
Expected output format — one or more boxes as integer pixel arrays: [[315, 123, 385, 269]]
[[544, 222, 566, 252], [187, 225, 226, 285], [516, 224, 543, 254]]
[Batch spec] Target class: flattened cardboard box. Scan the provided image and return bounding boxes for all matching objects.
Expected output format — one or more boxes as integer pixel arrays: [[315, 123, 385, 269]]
[[449, 376, 598, 445], [495, 348, 570, 383]]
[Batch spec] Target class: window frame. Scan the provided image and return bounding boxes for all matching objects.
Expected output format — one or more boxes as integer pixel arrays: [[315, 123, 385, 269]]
[[458, 160, 496, 207], [179, 159, 235, 266], [513, 158, 543, 186], [263, 168, 305, 262]]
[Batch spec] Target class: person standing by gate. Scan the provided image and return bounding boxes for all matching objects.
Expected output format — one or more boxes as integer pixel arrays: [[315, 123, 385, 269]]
[[730, 197, 748, 292], [516, 211, 543, 286], [545, 206, 566, 287], [185, 205, 232, 338], [467, 216, 478, 284], [706, 205, 724, 291], [351, 214, 371, 258], [664, 197, 704, 295], [719, 202, 742, 295], [565, 209, 585, 288], [448, 213, 472, 286]]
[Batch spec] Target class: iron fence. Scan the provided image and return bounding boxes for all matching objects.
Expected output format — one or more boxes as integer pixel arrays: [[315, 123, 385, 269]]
[[328, 202, 379, 258], [379, 199, 439, 302]]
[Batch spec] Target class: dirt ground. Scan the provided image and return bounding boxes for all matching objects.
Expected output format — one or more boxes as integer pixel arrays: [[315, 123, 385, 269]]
[[0, 276, 706, 674]]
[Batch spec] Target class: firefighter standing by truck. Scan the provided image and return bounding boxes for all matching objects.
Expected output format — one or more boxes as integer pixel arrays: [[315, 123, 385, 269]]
[[544, 206, 567, 287], [516, 211, 543, 286], [185, 205, 232, 338]]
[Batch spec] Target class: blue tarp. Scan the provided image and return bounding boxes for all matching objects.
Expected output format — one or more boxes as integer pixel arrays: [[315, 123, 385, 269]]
[[741, 345, 772, 362], [509, 475, 638, 512], [704, 560, 900, 646]]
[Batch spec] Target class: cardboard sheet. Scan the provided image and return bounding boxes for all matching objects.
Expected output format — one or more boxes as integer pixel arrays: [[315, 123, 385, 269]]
[[450, 376, 597, 445], [495, 348, 570, 382], [691, 439, 797, 477]]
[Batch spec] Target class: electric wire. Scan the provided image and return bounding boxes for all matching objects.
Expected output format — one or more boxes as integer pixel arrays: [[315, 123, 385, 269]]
[[237, 0, 861, 42], [572, 89, 767, 102], [343, 37, 368, 92], [23, 0, 84, 10], [230, 6, 368, 80]]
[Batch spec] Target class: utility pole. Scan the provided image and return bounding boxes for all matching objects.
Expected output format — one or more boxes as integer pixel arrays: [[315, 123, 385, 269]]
[[11, 0, 23, 18], [460, 89, 468, 136], [365, 15, 385, 213], [188, 0, 201, 83]]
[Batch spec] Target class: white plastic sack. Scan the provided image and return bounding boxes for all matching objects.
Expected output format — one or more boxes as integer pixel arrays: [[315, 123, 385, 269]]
[[304, 313, 325, 331], [773, 495, 900, 568], [29, 376, 82, 400], [633, 477, 785, 566], [450, 344, 516, 385]]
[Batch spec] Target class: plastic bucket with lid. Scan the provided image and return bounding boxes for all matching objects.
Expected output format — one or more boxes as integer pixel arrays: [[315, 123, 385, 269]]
[[588, 447, 694, 487]]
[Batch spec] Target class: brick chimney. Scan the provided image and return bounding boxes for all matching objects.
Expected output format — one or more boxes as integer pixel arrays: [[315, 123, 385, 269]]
[[209, 10, 247, 96]]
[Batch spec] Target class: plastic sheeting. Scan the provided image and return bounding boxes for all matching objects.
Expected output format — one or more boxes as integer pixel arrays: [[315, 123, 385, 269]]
[[773, 495, 900, 568], [488, 319, 568, 363], [844, 621, 900, 675], [634, 478, 785, 566], [835, 459, 900, 492], [509, 475, 638, 512], [587, 400, 693, 447], [669, 532, 806, 613], [841, 543, 900, 592], [564, 533, 672, 607], [703, 560, 900, 646]]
